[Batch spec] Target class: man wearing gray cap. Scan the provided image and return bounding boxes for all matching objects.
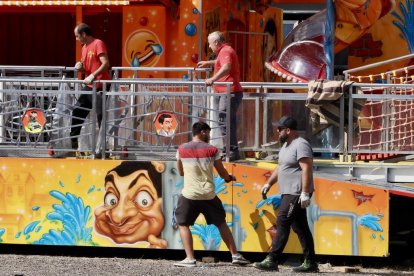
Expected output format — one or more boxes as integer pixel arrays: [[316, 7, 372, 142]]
[[254, 115, 318, 273]]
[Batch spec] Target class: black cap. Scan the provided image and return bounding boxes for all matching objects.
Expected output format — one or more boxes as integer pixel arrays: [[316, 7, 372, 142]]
[[272, 115, 297, 130]]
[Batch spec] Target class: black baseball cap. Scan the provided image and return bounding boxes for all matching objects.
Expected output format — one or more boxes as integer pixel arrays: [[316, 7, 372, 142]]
[[272, 115, 297, 130]]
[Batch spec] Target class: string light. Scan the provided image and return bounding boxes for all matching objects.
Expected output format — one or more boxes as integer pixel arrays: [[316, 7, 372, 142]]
[[0, 0, 129, 5]]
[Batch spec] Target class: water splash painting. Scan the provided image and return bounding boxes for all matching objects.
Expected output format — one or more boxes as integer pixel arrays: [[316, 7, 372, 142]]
[[0, 228, 5, 242], [357, 214, 383, 232], [34, 190, 93, 246], [87, 185, 95, 194], [175, 178, 184, 189], [392, 0, 414, 52], [256, 194, 282, 210], [24, 221, 41, 236], [190, 224, 221, 250], [214, 175, 227, 194]]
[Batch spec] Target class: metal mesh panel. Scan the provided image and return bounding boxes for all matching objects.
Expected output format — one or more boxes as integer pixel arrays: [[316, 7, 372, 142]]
[[101, 80, 223, 160], [0, 78, 97, 158]]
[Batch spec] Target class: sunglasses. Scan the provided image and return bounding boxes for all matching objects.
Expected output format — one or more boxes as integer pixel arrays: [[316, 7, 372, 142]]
[[277, 127, 287, 132]]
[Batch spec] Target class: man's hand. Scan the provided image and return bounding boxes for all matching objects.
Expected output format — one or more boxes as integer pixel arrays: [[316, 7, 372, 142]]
[[205, 77, 214, 86], [197, 61, 209, 68], [225, 174, 236, 183], [83, 74, 95, 84], [74, 61, 83, 70], [261, 183, 271, 199], [299, 192, 310, 208]]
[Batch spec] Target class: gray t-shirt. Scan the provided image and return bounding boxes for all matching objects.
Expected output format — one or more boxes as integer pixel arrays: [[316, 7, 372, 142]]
[[278, 137, 314, 195]]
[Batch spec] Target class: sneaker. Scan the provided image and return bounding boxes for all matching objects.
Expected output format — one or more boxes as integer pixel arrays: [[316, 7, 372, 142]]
[[253, 255, 278, 271], [292, 259, 319, 273], [232, 253, 250, 265], [173, 258, 196, 267]]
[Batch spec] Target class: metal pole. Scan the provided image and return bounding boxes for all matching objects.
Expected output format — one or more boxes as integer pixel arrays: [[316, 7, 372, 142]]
[[225, 84, 231, 162], [325, 0, 335, 80], [92, 83, 97, 157], [101, 87, 107, 159]]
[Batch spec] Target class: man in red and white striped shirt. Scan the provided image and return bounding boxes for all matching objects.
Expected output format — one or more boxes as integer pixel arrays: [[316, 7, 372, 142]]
[[173, 122, 249, 267]]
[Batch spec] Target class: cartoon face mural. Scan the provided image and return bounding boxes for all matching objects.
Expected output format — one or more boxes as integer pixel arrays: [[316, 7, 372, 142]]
[[125, 30, 163, 67], [155, 112, 177, 137], [94, 161, 167, 248], [22, 108, 46, 134]]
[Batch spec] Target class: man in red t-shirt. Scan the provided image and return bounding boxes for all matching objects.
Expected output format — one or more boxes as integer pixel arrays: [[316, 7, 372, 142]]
[[197, 31, 243, 161], [71, 23, 110, 151]]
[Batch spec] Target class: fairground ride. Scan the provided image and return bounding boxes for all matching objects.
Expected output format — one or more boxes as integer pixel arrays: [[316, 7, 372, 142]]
[[0, 0, 413, 258]]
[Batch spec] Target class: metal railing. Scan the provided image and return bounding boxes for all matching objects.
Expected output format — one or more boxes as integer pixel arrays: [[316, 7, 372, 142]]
[[98, 78, 232, 160], [0, 67, 233, 160], [1, 66, 414, 161]]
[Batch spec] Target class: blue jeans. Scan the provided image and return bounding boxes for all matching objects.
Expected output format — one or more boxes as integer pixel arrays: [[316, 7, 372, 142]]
[[215, 92, 243, 152]]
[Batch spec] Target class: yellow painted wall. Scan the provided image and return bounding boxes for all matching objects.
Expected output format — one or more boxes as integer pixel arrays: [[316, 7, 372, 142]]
[[0, 158, 389, 256]]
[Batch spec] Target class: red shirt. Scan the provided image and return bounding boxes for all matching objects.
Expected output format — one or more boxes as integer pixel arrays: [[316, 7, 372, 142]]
[[81, 39, 110, 88], [213, 43, 243, 93]]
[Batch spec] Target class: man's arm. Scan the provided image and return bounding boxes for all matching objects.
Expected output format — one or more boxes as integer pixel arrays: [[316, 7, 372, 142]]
[[267, 167, 279, 185], [197, 60, 215, 68], [205, 63, 231, 86], [214, 159, 234, 182], [83, 53, 110, 84], [299, 157, 313, 193], [92, 53, 110, 78], [261, 167, 278, 197], [176, 159, 184, 176]]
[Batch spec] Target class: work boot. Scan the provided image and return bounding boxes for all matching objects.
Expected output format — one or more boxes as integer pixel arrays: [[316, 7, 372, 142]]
[[292, 259, 319, 273], [253, 255, 278, 271]]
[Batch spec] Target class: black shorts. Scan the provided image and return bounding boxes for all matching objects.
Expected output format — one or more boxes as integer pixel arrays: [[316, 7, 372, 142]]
[[175, 195, 226, 227]]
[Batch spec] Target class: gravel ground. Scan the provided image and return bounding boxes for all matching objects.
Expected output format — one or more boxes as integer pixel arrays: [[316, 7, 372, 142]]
[[0, 254, 413, 276]]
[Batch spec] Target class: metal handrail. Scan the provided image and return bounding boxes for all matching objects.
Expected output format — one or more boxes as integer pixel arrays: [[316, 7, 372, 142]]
[[343, 52, 414, 78], [1, 70, 414, 160]]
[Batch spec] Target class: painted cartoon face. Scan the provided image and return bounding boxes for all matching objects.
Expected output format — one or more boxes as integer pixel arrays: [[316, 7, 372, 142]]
[[161, 118, 173, 132], [30, 112, 38, 120], [94, 169, 164, 244], [125, 30, 163, 67]]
